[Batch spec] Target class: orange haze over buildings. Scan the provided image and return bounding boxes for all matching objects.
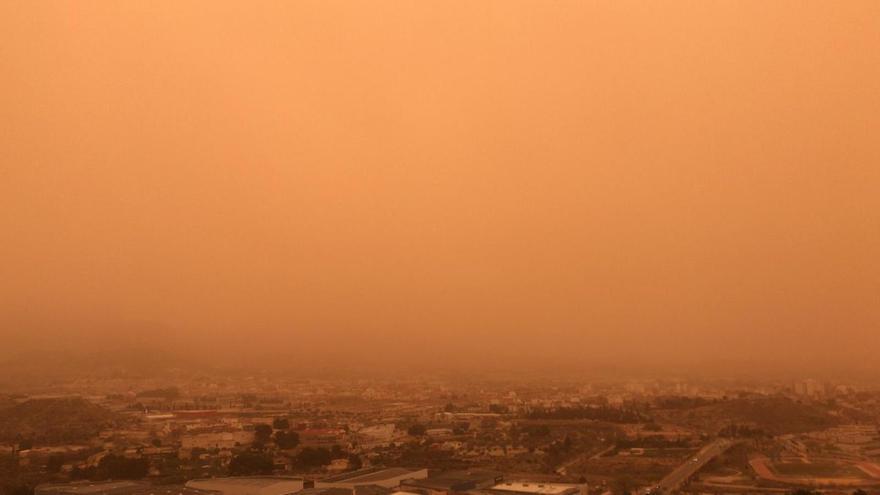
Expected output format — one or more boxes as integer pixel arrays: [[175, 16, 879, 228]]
[[1, 2, 878, 375]]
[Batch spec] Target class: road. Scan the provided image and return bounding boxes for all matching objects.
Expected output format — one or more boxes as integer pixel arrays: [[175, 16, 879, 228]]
[[556, 444, 616, 475], [640, 438, 735, 494]]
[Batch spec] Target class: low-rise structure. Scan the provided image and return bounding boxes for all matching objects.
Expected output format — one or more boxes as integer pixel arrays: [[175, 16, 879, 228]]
[[399, 470, 502, 495], [186, 477, 308, 495], [317, 467, 428, 490], [37, 482, 216, 495], [488, 482, 587, 495]]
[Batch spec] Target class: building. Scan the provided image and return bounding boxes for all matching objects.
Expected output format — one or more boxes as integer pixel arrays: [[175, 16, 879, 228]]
[[317, 468, 428, 490], [186, 477, 308, 495], [296, 489, 351, 495], [297, 429, 346, 448], [356, 424, 397, 448], [297, 487, 391, 495], [399, 470, 503, 495], [36, 482, 216, 495], [181, 431, 255, 450], [793, 379, 824, 398], [488, 482, 587, 495]]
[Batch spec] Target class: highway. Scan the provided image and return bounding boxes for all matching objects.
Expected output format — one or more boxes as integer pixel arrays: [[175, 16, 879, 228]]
[[640, 438, 735, 494]]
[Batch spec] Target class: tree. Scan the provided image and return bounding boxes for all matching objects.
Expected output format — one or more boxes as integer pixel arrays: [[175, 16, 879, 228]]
[[331, 445, 343, 457], [612, 475, 636, 495], [71, 466, 95, 480], [524, 425, 550, 438], [254, 424, 273, 445], [348, 454, 363, 470], [47, 454, 65, 473], [274, 430, 300, 449], [272, 417, 290, 430], [295, 447, 333, 468], [228, 452, 274, 476], [1, 482, 33, 495], [136, 387, 180, 399], [407, 424, 427, 436], [97, 454, 149, 480], [481, 417, 498, 429]]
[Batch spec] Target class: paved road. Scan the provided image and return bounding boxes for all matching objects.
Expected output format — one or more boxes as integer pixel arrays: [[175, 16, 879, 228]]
[[557, 445, 616, 475], [640, 439, 734, 494]]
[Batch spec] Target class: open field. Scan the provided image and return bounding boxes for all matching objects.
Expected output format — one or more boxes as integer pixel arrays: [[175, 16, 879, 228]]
[[573, 455, 681, 485], [750, 456, 880, 488], [772, 461, 869, 479]]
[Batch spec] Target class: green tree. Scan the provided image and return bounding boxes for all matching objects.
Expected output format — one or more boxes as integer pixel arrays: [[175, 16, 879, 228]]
[[407, 424, 426, 436], [272, 417, 290, 430]]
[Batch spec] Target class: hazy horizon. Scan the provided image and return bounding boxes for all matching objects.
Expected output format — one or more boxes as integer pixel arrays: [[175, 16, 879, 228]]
[[2, 2, 879, 380]]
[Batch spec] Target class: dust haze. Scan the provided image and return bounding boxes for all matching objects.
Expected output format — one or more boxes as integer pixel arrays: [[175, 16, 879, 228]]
[[2, 2, 879, 379]]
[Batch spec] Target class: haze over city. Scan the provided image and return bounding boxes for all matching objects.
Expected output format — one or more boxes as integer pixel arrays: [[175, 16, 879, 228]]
[[5, 4, 880, 495], [2, 2, 879, 377]]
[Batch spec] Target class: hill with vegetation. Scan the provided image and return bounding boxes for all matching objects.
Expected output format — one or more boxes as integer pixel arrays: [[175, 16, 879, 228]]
[[0, 397, 118, 444], [654, 396, 839, 435]]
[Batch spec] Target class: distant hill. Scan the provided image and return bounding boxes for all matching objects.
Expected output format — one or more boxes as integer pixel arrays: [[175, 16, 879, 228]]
[[0, 397, 118, 444]]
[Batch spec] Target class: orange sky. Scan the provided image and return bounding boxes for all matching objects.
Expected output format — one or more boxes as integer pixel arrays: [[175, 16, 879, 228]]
[[2, 2, 879, 373]]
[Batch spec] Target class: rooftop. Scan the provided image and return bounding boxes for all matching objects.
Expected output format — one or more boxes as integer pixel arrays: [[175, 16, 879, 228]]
[[491, 483, 581, 495], [297, 489, 351, 495], [321, 468, 424, 484], [401, 470, 502, 491], [37, 482, 218, 495], [188, 477, 305, 488], [37, 482, 145, 495]]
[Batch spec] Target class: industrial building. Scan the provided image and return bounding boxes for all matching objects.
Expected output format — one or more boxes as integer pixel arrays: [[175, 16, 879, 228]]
[[398, 470, 503, 495], [36, 482, 216, 495], [488, 482, 588, 495], [316, 467, 428, 490], [186, 477, 308, 495]]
